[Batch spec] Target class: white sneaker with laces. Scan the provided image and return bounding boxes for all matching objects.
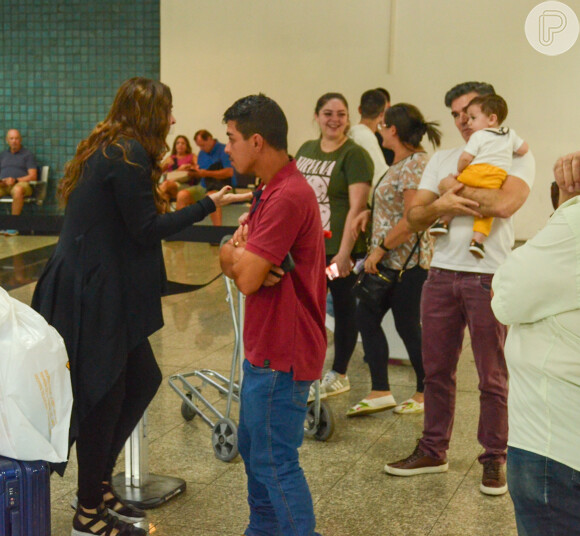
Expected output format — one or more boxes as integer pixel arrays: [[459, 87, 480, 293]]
[[321, 370, 350, 397], [307, 381, 327, 403]]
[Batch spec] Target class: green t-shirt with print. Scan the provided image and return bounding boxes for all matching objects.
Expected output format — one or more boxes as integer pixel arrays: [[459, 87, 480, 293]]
[[295, 138, 373, 256]]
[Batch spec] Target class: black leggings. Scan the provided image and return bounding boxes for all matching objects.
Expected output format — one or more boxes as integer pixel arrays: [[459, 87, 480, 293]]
[[326, 255, 361, 375], [355, 265, 427, 392], [76, 340, 162, 508]]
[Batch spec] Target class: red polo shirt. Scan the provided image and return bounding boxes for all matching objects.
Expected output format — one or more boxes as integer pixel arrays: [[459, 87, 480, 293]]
[[244, 159, 327, 381]]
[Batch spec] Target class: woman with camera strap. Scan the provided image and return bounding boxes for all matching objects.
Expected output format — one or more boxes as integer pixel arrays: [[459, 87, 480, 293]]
[[348, 103, 440, 417]]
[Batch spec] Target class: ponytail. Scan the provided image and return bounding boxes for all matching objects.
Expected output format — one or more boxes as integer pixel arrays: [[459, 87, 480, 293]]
[[424, 121, 442, 149], [385, 103, 441, 150]]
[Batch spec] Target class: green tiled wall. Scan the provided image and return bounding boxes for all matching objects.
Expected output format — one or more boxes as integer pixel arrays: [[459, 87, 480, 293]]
[[0, 0, 160, 213]]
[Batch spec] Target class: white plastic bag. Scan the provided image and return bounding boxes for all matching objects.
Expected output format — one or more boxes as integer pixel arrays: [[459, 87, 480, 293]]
[[0, 287, 73, 462]]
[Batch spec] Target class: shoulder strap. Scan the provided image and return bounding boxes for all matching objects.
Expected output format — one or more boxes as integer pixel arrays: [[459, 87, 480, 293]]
[[401, 232, 423, 271], [370, 169, 389, 219]]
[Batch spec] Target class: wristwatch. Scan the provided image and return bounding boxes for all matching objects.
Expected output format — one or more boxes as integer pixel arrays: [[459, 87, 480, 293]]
[[379, 243, 390, 253]]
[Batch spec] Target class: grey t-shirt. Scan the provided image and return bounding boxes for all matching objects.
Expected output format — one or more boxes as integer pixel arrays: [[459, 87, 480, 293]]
[[0, 148, 37, 179]]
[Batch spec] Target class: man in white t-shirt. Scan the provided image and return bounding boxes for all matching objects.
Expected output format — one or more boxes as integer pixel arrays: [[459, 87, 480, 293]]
[[348, 89, 388, 194], [384, 81, 535, 496]]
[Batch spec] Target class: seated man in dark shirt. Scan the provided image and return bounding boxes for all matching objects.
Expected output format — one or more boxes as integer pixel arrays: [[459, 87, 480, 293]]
[[0, 129, 37, 224]]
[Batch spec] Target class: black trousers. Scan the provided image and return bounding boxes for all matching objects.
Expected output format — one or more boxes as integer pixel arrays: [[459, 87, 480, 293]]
[[326, 255, 361, 375], [355, 265, 427, 392], [76, 339, 162, 508]]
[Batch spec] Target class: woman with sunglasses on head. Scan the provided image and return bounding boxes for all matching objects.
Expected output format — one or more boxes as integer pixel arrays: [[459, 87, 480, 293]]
[[347, 103, 440, 417]]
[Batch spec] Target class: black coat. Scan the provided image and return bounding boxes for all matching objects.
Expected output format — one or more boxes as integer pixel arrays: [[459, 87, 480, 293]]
[[32, 138, 215, 434]]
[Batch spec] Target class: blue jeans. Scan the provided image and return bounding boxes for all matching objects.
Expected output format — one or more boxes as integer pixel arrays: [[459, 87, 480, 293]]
[[507, 446, 580, 535], [239, 359, 321, 536]]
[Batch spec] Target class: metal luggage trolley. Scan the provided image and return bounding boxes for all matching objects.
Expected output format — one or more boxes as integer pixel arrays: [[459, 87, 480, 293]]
[[169, 268, 335, 463], [168, 273, 243, 462], [304, 381, 335, 442]]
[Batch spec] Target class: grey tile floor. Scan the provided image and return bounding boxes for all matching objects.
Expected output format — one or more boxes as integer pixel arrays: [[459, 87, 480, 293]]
[[2, 236, 518, 536]]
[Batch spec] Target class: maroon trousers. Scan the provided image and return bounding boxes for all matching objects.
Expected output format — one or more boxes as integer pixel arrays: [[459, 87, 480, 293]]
[[419, 268, 508, 464]]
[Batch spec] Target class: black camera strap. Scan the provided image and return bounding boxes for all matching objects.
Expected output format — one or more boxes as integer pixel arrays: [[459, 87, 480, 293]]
[[368, 157, 424, 279]]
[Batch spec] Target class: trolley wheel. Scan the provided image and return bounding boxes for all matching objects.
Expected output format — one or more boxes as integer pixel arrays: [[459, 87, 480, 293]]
[[181, 393, 197, 421], [212, 417, 239, 462], [304, 401, 335, 441]]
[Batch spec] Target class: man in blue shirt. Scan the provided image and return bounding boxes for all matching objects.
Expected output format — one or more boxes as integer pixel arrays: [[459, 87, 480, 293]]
[[182, 129, 234, 226]]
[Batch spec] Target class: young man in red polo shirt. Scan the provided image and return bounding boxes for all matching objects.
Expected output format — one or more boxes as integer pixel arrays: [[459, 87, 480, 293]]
[[220, 94, 326, 536]]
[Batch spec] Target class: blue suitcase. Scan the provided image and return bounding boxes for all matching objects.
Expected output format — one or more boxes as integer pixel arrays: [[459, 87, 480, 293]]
[[0, 457, 50, 535]]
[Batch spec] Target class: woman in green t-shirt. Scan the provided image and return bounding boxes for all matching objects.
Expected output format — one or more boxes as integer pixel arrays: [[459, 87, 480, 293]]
[[295, 92, 373, 399]]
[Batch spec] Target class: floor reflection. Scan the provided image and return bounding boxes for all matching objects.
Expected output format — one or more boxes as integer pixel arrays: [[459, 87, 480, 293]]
[[0, 242, 221, 297], [0, 244, 56, 291]]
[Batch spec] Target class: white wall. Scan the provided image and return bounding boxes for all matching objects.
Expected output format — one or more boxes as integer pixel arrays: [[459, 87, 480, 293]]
[[161, 0, 580, 239]]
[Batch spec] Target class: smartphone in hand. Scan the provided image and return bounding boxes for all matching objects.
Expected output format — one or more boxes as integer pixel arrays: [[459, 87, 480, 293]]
[[280, 253, 295, 272], [326, 259, 355, 280]]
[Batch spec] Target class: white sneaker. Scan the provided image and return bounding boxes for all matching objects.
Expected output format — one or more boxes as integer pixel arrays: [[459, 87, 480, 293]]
[[307, 381, 328, 403], [321, 370, 350, 397]]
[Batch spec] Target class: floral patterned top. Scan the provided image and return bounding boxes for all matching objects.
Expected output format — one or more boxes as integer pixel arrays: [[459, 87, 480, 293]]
[[370, 152, 433, 270]]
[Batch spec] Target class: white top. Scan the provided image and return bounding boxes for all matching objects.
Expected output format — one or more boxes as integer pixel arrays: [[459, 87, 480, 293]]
[[349, 124, 388, 190], [491, 197, 580, 471], [464, 127, 525, 172], [418, 146, 535, 273]]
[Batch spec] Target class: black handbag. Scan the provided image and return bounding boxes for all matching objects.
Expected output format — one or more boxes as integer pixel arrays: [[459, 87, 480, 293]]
[[352, 264, 400, 310], [352, 237, 422, 310], [352, 168, 423, 309]]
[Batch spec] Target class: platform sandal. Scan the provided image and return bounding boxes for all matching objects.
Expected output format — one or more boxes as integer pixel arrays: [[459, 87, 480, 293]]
[[71, 503, 148, 536], [102, 482, 146, 523], [71, 484, 146, 524]]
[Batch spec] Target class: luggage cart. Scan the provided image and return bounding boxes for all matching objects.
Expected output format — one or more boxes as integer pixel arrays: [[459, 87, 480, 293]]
[[304, 382, 334, 441], [169, 267, 335, 463], [168, 274, 243, 462]]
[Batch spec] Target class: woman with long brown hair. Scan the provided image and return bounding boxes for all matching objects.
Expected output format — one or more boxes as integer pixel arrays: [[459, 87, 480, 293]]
[[161, 134, 195, 173], [159, 134, 198, 208], [32, 77, 248, 536]]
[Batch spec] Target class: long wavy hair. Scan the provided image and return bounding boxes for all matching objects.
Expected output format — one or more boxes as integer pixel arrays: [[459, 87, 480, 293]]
[[59, 77, 173, 212]]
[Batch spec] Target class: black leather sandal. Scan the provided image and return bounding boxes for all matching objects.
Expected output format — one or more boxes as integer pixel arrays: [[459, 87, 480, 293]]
[[102, 482, 146, 523], [71, 502, 147, 535]]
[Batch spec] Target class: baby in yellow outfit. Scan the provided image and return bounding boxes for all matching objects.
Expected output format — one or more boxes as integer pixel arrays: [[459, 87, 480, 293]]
[[430, 94, 529, 258]]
